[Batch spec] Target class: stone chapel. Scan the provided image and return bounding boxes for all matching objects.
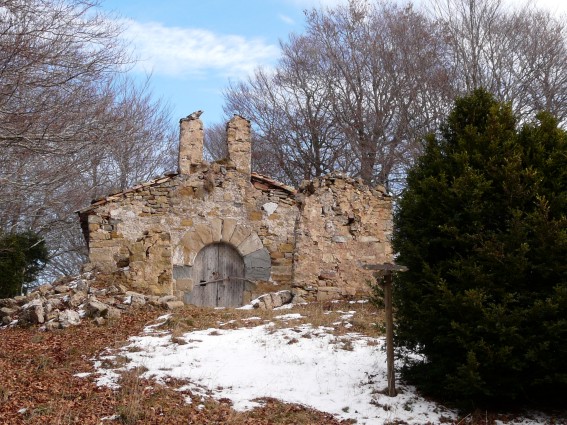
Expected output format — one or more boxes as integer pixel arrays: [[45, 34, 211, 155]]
[[77, 113, 393, 307]]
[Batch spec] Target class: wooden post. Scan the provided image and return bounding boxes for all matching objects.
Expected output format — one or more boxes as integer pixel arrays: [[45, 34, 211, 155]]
[[361, 263, 407, 398], [383, 271, 396, 396]]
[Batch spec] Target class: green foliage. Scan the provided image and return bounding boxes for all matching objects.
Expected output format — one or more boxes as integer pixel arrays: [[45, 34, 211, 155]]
[[0, 231, 48, 298], [393, 89, 567, 407]]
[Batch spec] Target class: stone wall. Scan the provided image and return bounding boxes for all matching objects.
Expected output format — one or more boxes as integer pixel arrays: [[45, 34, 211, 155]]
[[79, 115, 298, 300], [78, 113, 393, 304], [293, 173, 393, 301]]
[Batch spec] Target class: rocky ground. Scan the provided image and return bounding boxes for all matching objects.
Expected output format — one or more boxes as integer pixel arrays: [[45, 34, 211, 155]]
[[1, 273, 565, 424], [0, 273, 348, 424]]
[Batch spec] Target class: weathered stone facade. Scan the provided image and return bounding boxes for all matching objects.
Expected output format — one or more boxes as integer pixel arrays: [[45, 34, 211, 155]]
[[78, 113, 392, 305]]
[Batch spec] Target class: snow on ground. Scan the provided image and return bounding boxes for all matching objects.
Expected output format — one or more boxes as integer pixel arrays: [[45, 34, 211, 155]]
[[91, 314, 457, 424]]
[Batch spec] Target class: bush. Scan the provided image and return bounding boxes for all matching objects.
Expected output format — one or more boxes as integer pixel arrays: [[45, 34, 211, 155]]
[[0, 231, 48, 298], [393, 89, 567, 407]]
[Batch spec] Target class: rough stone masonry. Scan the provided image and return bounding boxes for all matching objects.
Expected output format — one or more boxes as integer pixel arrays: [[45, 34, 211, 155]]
[[77, 113, 393, 306]]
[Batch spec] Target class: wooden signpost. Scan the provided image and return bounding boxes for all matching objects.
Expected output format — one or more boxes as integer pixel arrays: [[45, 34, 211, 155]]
[[361, 262, 408, 397]]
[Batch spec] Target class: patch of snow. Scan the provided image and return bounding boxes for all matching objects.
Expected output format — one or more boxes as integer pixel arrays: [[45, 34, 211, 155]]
[[273, 303, 294, 310], [339, 311, 355, 320], [92, 323, 457, 424], [242, 317, 262, 322], [74, 372, 91, 378], [273, 313, 302, 321]]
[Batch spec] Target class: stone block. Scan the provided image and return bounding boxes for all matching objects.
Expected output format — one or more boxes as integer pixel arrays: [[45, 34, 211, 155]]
[[85, 299, 109, 318], [262, 202, 278, 216], [211, 217, 222, 242], [90, 231, 111, 241], [316, 286, 342, 301], [88, 215, 103, 224], [229, 224, 251, 247], [359, 236, 380, 243], [165, 301, 185, 310], [244, 248, 271, 281], [279, 243, 294, 253], [89, 249, 113, 264], [221, 218, 237, 242], [180, 218, 193, 227], [248, 211, 263, 221], [195, 224, 213, 245], [238, 233, 264, 256]]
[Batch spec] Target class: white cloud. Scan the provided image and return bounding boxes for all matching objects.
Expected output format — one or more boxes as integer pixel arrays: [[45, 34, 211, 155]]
[[279, 14, 295, 25], [120, 19, 280, 79]]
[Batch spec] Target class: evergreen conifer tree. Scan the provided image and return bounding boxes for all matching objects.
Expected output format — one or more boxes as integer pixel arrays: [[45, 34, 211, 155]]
[[0, 231, 48, 298], [394, 89, 567, 406]]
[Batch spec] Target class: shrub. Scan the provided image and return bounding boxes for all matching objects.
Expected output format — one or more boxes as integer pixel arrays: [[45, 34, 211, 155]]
[[0, 230, 48, 297], [393, 89, 567, 407]]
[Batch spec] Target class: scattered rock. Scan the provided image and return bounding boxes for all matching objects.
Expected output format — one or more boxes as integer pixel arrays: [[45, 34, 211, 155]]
[[24, 299, 45, 324], [68, 291, 86, 308], [54, 285, 70, 294], [165, 301, 185, 310], [0, 307, 17, 317], [158, 295, 177, 304], [85, 298, 110, 318], [105, 306, 122, 320], [58, 310, 81, 328], [0, 272, 184, 331], [253, 290, 294, 310]]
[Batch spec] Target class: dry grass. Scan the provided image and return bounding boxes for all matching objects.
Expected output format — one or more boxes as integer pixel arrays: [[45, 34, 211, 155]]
[[1, 294, 563, 424], [116, 367, 149, 424]]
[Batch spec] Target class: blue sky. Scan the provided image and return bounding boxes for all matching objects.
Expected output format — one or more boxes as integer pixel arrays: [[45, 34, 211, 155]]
[[102, 0, 344, 127], [103, 0, 567, 128]]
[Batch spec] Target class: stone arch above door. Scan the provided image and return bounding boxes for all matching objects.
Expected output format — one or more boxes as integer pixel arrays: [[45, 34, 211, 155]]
[[173, 218, 271, 295]]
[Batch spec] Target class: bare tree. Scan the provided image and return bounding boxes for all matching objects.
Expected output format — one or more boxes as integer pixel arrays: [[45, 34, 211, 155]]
[[304, 1, 453, 185], [225, 33, 349, 186], [431, 0, 567, 124], [0, 0, 177, 281], [225, 0, 453, 187]]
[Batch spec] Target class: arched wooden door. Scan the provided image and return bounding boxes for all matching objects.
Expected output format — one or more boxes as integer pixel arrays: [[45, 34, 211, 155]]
[[187, 243, 245, 307]]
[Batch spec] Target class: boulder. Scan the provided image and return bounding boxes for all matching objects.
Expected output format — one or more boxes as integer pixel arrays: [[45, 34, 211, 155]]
[[58, 310, 81, 328], [36, 284, 53, 295], [24, 299, 45, 324], [85, 298, 110, 318], [125, 291, 146, 306], [253, 290, 293, 310], [68, 291, 87, 308], [0, 307, 18, 318], [105, 307, 122, 320], [158, 295, 177, 304], [165, 301, 185, 310], [45, 298, 64, 312], [54, 285, 70, 294]]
